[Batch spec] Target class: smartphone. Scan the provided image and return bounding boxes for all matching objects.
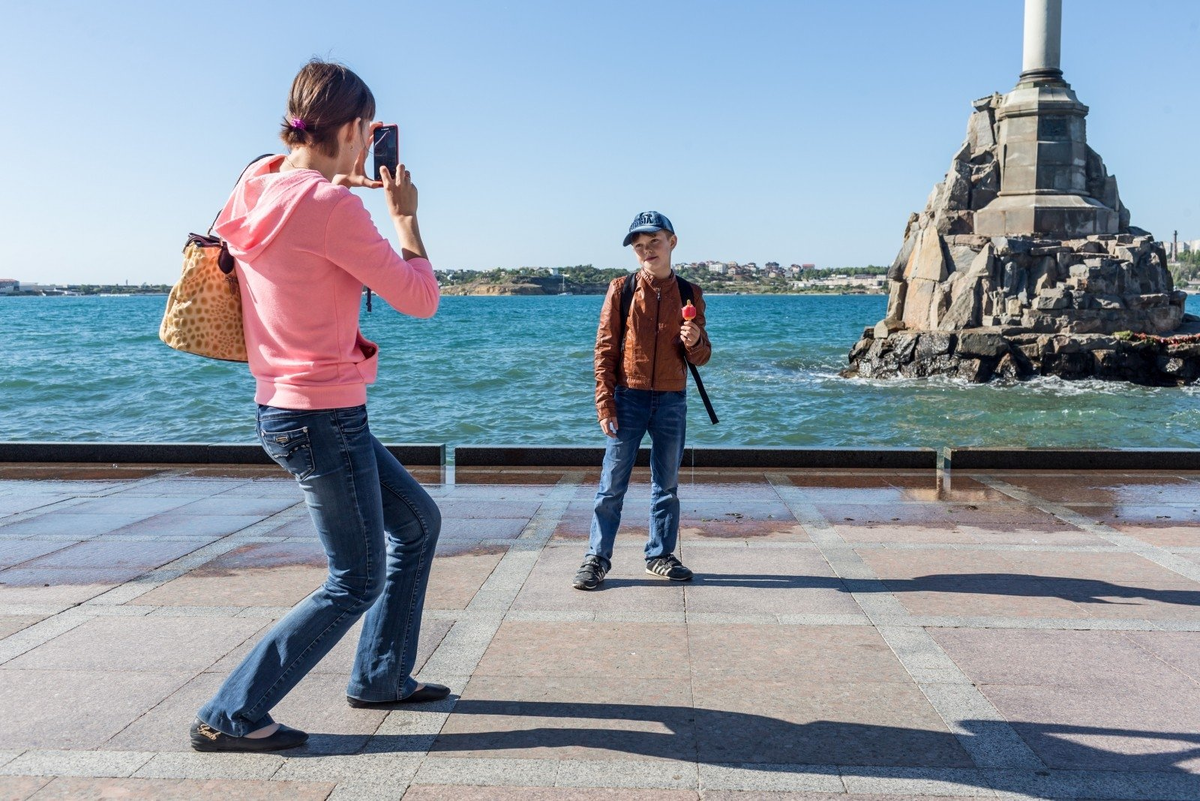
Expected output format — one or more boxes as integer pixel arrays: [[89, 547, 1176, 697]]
[[372, 125, 399, 182]]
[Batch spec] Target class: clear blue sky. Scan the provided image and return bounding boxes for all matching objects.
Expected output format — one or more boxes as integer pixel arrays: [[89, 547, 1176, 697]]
[[2, 0, 1197, 285]]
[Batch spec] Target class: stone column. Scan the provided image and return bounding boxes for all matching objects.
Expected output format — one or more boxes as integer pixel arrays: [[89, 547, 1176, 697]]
[[973, 0, 1119, 238], [1020, 0, 1063, 85]]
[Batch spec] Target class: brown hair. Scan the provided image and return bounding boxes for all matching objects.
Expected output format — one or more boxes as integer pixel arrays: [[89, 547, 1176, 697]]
[[280, 59, 376, 157]]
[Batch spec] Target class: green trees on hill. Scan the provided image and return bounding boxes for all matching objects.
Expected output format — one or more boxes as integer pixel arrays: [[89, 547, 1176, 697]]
[[437, 265, 629, 287], [1169, 250, 1200, 286]]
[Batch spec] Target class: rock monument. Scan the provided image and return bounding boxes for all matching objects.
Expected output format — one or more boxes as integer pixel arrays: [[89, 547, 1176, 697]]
[[844, 0, 1197, 385]]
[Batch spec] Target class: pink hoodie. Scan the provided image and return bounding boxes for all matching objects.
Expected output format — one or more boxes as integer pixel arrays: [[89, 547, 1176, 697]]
[[214, 156, 439, 410]]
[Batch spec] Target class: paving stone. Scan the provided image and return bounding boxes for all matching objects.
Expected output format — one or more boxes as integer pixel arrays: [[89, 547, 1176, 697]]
[[0, 495, 72, 517], [441, 518, 529, 541], [1000, 475, 1200, 505], [434, 676, 697, 761], [696, 764, 845, 793], [0, 749, 153, 777], [172, 497, 300, 517], [131, 564, 327, 608], [18, 539, 214, 572], [689, 625, 909, 683], [980, 681, 1200, 772], [0, 670, 193, 750], [682, 550, 860, 617], [110, 478, 250, 497], [0, 571, 136, 606], [3, 466, 1200, 796], [839, 767, 994, 796], [131, 752, 285, 780], [703, 794, 982, 801], [476, 621, 689, 679], [512, 545, 686, 615], [0, 616, 44, 640], [0, 542, 79, 570], [555, 758, 698, 790], [324, 778, 411, 800], [105, 672, 226, 752], [55, 496, 205, 517], [4, 615, 263, 672], [29, 776, 335, 799], [438, 500, 543, 519], [414, 756, 558, 786], [0, 776, 51, 800], [691, 677, 973, 768], [407, 785, 696, 799], [1122, 631, 1200, 683], [0, 514, 152, 538], [215, 479, 303, 499], [426, 550, 508, 609], [107, 513, 263, 540], [271, 753, 421, 783], [681, 520, 810, 542], [938, 629, 1199, 692]]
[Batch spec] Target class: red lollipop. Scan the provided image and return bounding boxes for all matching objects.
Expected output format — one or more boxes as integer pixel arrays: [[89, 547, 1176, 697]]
[[682, 300, 697, 321]]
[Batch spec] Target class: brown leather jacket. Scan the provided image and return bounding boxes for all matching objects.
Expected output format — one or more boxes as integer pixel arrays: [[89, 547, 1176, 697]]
[[594, 270, 712, 421]]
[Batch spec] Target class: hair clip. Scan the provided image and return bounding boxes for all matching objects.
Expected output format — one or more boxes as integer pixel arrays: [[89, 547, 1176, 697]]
[[291, 117, 307, 131]]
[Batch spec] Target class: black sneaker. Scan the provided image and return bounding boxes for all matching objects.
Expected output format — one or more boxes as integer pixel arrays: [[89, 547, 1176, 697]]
[[646, 554, 693, 582], [189, 719, 308, 752], [572, 554, 610, 590]]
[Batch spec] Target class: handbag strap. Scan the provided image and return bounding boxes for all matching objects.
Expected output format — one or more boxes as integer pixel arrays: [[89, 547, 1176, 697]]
[[207, 153, 276, 235]]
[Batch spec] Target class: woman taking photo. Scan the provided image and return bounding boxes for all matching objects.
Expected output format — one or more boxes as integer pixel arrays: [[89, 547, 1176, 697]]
[[191, 60, 445, 752]]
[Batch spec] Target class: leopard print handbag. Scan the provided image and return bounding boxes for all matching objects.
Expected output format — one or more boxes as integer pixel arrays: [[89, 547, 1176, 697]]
[[159, 155, 272, 362], [158, 234, 248, 362]]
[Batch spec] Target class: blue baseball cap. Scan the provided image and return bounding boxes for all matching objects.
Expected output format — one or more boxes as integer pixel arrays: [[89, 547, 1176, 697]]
[[623, 211, 675, 246]]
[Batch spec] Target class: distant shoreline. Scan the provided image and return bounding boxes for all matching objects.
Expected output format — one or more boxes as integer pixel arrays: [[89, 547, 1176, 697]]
[[1, 290, 885, 299]]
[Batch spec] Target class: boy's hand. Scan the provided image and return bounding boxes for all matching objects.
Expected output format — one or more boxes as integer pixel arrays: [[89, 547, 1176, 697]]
[[600, 418, 618, 438], [681, 321, 700, 348]]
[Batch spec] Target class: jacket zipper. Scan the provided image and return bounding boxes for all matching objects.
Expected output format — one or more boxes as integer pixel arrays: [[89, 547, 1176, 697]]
[[650, 285, 661, 390]]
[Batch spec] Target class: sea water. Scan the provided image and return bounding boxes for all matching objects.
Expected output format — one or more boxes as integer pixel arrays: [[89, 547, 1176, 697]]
[[3, 294, 1199, 449]]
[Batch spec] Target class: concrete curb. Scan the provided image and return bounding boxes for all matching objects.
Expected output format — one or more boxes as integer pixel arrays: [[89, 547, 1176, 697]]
[[945, 448, 1200, 471], [0, 442, 446, 466], [454, 446, 937, 469]]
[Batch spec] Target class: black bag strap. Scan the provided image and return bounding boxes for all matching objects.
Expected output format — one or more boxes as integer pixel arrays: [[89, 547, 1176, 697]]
[[617, 273, 718, 425], [207, 153, 275, 236], [195, 153, 275, 276], [675, 275, 718, 425]]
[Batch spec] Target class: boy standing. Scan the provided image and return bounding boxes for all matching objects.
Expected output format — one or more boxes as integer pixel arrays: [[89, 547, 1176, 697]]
[[574, 211, 712, 591]]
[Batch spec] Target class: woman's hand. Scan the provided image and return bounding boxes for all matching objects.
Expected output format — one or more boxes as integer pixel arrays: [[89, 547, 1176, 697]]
[[333, 121, 384, 189], [381, 164, 418, 218], [382, 163, 427, 260]]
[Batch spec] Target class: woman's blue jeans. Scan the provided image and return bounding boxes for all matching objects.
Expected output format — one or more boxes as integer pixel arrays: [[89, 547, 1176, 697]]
[[198, 404, 441, 736], [589, 387, 687, 563]]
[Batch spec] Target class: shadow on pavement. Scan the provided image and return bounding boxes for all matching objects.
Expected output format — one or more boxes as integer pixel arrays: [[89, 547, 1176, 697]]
[[600, 573, 1200, 607], [296, 701, 1200, 791]]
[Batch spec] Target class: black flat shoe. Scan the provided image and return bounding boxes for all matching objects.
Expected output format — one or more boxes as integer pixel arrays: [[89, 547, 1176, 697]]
[[190, 719, 308, 752], [346, 683, 451, 708]]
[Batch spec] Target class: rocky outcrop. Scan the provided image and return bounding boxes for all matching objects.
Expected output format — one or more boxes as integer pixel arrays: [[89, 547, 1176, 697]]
[[886, 230, 1183, 336], [843, 322, 1200, 386], [847, 94, 1188, 384]]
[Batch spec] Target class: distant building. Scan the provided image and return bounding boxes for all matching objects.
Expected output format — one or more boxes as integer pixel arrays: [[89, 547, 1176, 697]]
[[801, 263, 816, 270], [0, 279, 17, 294]]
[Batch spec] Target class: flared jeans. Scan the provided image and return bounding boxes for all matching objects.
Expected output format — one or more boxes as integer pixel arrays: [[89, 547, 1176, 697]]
[[198, 404, 441, 736]]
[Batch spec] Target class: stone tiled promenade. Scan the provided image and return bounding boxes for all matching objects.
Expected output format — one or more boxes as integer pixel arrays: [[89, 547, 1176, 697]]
[[1, 462, 1198, 800]]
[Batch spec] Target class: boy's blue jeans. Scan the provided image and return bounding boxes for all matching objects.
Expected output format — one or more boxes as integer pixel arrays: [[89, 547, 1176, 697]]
[[198, 404, 441, 737], [589, 387, 687, 563]]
